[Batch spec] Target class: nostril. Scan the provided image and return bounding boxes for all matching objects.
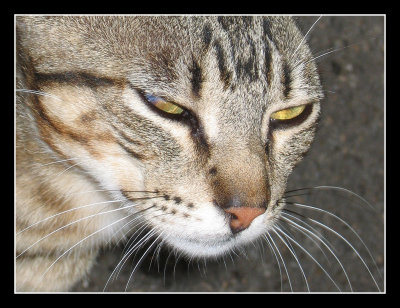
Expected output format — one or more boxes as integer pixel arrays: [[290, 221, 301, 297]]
[[227, 212, 239, 221], [224, 207, 266, 234]]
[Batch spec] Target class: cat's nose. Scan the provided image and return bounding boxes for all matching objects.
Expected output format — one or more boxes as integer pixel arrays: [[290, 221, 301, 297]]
[[224, 207, 266, 234]]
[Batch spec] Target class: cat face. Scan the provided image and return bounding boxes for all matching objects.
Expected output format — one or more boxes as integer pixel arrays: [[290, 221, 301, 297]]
[[17, 16, 322, 259]]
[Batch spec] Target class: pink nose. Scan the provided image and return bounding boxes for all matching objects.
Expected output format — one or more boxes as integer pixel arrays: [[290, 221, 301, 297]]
[[224, 207, 266, 233]]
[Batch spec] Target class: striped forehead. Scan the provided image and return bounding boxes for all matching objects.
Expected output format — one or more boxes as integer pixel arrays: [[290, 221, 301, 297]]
[[126, 17, 319, 140], [193, 17, 310, 97], [127, 17, 318, 103]]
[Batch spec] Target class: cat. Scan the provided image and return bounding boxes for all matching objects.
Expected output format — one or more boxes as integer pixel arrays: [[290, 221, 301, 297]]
[[15, 15, 383, 292]]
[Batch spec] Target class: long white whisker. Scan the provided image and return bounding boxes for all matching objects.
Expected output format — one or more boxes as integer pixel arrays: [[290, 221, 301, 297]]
[[52, 161, 83, 179], [120, 212, 167, 258], [291, 15, 323, 60], [110, 205, 161, 247], [272, 226, 310, 292], [16, 89, 62, 101], [274, 225, 342, 292], [104, 224, 153, 291], [281, 213, 353, 291], [289, 201, 382, 283], [115, 212, 171, 281], [118, 224, 152, 273], [17, 199, 124, 235], [281, 210, 335, 261], [296, 38, 376, 68], [163, 247, 174, 286], [104, 222, 149, 290], [17, 202, 137, 258], [289, 208, 381, 292], [125, 232, 164, 291], [285, 185, 376, 210], [263, 234, 284, 292], [39, 212, 134, 283], [267, 232, 293, 292], [148, 239, 165, 272], [107, 213, 147, 247], [63, 189, 159, 198]]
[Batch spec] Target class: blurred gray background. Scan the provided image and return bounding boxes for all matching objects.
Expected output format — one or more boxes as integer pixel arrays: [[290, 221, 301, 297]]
[[72, 15, 384, 293]]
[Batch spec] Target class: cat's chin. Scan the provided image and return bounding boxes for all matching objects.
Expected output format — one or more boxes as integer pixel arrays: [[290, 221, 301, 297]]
[[162, 223, 269, 259], [154, 209, 279, 259]]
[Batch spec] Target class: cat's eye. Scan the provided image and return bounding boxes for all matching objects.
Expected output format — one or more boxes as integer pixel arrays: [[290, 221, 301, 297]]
[[144, 94, 185, 115], [270, 105, 306, 121]]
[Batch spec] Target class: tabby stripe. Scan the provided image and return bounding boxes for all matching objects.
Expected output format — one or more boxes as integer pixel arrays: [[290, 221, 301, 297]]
[[113, 125, 143, 147], [235, 38, 258, 82], [213, 40, 232, 90], [189, 59, 203, 98], [217, 16, 234, 32], [117, 140, 146, 160], [34, 96, 89, 144], [262, 19, 274, 45], [202, 23, 213, 50], [112, 124, 147, 159], [264, 41, 273, 86], [34, 72, 122, 88], [282, 61, 292, 98]]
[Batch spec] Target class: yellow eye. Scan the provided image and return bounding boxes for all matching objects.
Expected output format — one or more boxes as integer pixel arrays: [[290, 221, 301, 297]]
[[145, 94, 184, 115], [270, 105, 306, 120], [155, 101, 184, 114]]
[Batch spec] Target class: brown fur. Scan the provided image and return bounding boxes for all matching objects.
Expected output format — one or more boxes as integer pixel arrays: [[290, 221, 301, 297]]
[[16, 16, 322, 291]]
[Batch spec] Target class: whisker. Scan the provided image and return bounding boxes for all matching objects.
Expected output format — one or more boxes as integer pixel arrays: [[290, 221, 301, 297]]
[[284, 185, 376, 211], [16, 89, 62, 101], [266, 232, 293, 292], [291, 15, 323, 60], [40, 158, 77, 166], [274, 225, 342, 292], [52, 161, 84, 179], [282, 208, 336, 253], [148, 239, 165, 272], [281, 192, 312, 199], [19, 194, 163, 236], [39, 211, 135, 284], [64, 189, 160, 196], [125, 231, 164, 291], [278, 215, 332, 266], [17, 199, 124, 235], [163, 247, 174, 286], [286, 201, 383, 283], [263, 233, 284, 292], [16, 202, 139, 258], [108, 204, 160, 247], [280, 213, 352, 291], [120, 223, 152, 262], [295, 36, 378, 68], [104, 222, 150, 290], [303, 45, 352, 65], [172, 249, 184, 283], [286, 204, 381, 292], [120, 211, 168, 258], [109, 212, 169, 287], [272, 226, 310, 292], [118, 227, 156, 286]]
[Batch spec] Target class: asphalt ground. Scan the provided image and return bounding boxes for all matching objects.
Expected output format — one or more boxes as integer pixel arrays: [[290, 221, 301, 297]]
[[71, 16, 385, 293]]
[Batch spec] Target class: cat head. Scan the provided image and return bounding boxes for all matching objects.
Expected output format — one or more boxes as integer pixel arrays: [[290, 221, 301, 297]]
[[17, 16, 323, 258]]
